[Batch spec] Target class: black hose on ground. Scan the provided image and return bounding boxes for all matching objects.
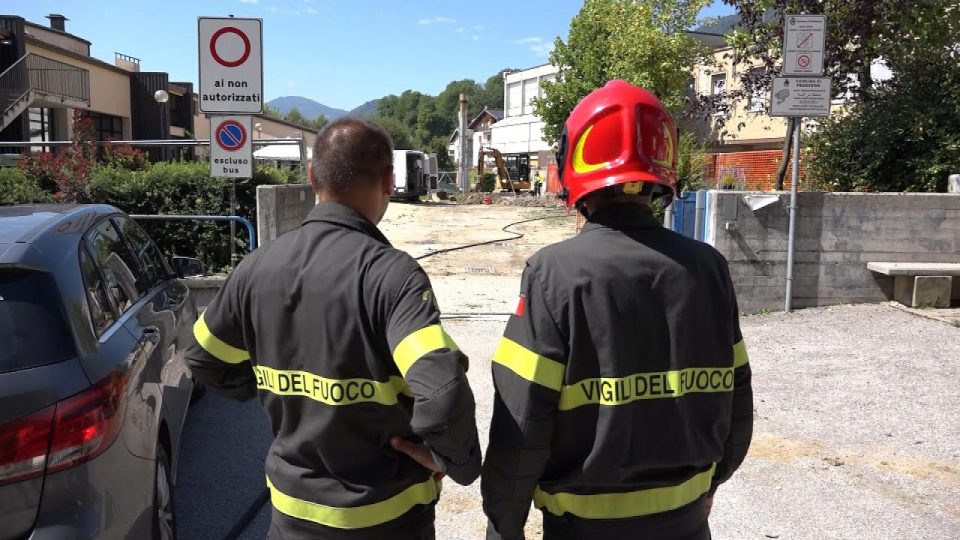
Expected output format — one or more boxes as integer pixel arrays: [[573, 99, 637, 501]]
[[414, 212, 570, 261]]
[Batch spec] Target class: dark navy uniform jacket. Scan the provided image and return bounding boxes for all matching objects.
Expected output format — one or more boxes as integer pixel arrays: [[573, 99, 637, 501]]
[[482, 204, 753, 540], [186, 202, 481, 539]]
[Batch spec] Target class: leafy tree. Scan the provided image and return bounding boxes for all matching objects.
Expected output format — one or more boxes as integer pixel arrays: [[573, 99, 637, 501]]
[[284, 107, 307, 126], [534, 0, 711, 145], [720, 0, 958, 104], [310, 113, 329, 131], [370, 116, 415, 150], [807, 40, 960, 192]]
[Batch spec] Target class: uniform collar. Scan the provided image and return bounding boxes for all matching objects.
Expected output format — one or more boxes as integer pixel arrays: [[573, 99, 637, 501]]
[[302, 201, 392, 245], [581, 203, 662, 233]]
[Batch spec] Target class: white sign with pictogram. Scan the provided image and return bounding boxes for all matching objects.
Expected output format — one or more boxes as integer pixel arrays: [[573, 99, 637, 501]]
[[770, 77, 831, 117], [783, 15, 826, 76], [198, 17, 263, 113], [210, 115, 253, 177]]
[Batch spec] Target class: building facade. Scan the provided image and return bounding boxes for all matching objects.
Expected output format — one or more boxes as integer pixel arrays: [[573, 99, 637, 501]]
[[0, 13, 315, 162], [488, 63, 559, 172]]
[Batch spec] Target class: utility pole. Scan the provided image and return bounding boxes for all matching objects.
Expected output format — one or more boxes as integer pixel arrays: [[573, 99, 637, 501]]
[[458, 93, 470, 193]]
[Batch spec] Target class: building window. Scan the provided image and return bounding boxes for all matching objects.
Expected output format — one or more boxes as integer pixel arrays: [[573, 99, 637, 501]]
[[710, 73, 727, 117], [747, 69, 766, 112], [28, 108, 55, 151], [85, 112, 123, 141], [711, 73, 727, 97]]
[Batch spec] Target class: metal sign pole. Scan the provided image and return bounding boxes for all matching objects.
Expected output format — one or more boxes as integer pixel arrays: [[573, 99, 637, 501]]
[[231, 178, 237, 268], [785, 120, 801, 312]]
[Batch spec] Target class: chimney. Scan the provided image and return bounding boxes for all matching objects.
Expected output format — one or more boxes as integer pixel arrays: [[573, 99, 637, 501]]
[[46, 14, 68, 32]]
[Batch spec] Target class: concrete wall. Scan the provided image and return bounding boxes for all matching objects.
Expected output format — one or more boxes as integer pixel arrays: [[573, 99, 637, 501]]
[[256, 184, 315, 245], [705, 191, 960, 312]]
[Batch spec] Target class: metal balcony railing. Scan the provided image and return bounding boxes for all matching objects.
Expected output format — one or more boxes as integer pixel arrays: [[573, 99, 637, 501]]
[[0, 53, 90, 114]]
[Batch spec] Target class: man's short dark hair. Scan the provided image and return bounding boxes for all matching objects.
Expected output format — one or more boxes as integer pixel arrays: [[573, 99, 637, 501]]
[[311, 118, 393, 194]]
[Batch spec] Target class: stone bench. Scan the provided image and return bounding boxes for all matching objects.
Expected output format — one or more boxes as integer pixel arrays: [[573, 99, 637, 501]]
[[867, 262, 960, 308]]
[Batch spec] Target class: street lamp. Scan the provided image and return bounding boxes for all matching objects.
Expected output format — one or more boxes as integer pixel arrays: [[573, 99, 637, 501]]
[[153, 89, 169, 159]]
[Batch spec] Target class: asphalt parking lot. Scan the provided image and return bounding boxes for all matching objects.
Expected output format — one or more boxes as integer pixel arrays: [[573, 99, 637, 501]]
[[175, 304, 960, 539]]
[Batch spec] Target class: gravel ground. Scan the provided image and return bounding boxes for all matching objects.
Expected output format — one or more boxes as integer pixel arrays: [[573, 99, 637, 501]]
[[430, 305, 960, 540]]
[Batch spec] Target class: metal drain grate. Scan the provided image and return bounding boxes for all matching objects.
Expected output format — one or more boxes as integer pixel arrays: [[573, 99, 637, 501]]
[[464, 267, 496, 274]]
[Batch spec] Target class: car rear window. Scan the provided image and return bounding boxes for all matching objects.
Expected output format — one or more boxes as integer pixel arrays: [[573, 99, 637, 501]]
[[0, 268, 76, 374]]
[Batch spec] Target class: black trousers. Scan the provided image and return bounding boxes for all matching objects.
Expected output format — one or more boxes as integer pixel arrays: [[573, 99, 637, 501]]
[[541, 496, 711, 540], [267, 505, 435, 540]]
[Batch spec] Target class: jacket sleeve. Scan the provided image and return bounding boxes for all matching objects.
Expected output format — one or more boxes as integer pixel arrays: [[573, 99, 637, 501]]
[[710, 265, 754, 494], [482, 267, 568, 540], [184, 264, 257, 402], [387, 267, 481, 486]]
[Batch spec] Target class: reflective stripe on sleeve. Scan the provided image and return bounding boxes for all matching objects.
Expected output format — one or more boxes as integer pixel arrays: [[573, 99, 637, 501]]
[[193, 312, 249, 364], [267, 475, 440, 529], [254, 366, 411, 406], [392, 324, 459, 377], [557, 367, 734, 410], [534, 464, 716, 519], [491, 337, 565, 391], [734, 340, 749, 368]]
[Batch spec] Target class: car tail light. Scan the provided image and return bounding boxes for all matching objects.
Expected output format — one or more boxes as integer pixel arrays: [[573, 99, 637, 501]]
[[0, 407, 55, 486], [0, 371, 126, 486]]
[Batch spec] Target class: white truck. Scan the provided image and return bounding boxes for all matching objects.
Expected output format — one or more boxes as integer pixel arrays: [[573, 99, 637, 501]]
[[392, 150, 429, 201]]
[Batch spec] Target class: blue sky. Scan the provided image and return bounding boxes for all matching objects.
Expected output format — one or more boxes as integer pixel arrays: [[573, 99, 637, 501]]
[[9, 0, 733, 111]]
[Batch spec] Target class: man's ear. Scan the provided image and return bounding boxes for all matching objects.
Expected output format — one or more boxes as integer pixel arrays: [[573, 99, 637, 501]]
[[308, 160, 320, 193], [382, 166, 394, 196]]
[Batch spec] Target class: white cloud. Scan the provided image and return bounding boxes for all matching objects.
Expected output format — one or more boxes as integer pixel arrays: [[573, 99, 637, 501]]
[[418, 16, 456, 25], [305, 7, 318, 15], [239, 0, 258, 3], [288, 80, 296, 88], [267, 6, 279, 12], [517, 36, 553, 57], [472, 25, 486, 31], [472, 35, 480, 41]]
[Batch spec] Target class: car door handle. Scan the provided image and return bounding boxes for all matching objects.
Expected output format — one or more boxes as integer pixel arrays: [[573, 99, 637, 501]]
[[143, 328, 161, 344]]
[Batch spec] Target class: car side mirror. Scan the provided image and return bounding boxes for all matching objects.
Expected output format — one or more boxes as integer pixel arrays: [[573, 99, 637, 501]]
[[171, 256, 205, 278]]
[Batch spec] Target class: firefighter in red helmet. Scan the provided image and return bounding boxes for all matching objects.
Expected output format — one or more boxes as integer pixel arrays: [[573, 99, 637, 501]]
[[481, 80, 754, 540]]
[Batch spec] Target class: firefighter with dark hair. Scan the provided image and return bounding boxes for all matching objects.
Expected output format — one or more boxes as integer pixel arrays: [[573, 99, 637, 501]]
[[186, 117, 481, 540], [481, 81, 753, 540]]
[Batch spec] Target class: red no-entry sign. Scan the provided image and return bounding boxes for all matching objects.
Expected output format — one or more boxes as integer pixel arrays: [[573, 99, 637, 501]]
[[209, 26, 251, 67], [198, 17, 263, 113]]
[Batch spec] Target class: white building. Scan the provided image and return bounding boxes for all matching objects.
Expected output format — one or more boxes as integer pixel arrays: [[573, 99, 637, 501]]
[[488, 63, 559, 171]]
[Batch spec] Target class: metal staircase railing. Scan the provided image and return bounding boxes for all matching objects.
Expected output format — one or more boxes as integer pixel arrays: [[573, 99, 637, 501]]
[[0, 53, 90, 132]]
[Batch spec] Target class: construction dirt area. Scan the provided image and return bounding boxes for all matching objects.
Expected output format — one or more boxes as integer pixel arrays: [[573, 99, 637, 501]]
[[179, 200, 959, 540]]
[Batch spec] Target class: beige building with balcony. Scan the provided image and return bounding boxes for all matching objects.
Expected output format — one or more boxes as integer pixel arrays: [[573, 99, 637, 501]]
[[1, 13, 316, 162]]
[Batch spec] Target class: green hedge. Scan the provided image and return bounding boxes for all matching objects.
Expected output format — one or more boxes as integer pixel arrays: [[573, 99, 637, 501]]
[[5, 160, 302, 271], [0, 168, 54, 204], [87, 162, 302, 272]]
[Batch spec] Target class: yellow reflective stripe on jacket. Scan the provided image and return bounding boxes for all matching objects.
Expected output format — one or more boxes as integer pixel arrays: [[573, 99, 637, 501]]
[[557, 367, 733, 410], [534, 464, 716, 519], [254, 366, 412, 406], [492, 337, 565, 391], [392, 324, 459, 377], [193, 312, 249, 364], [266, 475, 440, 529], [734, 339, 749, 368]]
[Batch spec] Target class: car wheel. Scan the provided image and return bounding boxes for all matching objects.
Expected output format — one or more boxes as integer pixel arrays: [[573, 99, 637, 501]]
[[153, 445, 177, 540]]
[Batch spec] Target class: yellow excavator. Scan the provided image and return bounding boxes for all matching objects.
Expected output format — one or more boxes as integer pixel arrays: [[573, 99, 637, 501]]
[[477, 147, 531, 192]]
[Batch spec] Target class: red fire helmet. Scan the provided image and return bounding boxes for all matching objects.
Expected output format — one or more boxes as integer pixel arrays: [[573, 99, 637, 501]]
[[556, 80, 679, 208]]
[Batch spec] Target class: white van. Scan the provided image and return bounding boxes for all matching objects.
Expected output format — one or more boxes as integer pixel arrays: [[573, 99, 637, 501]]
[[392, 150, 429, 201]]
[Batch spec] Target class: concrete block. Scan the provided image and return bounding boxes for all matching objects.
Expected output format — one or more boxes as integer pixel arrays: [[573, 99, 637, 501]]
[[895, 275, 953, 308], [914, 276, 952, 308]]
